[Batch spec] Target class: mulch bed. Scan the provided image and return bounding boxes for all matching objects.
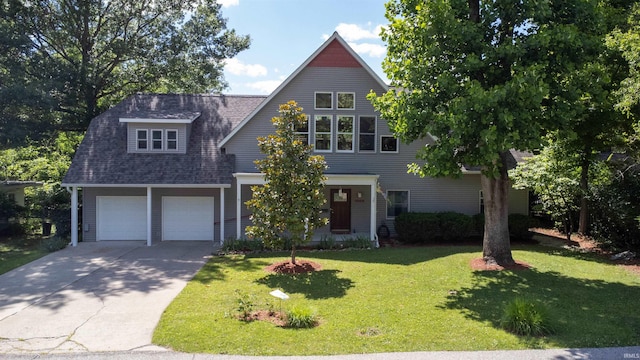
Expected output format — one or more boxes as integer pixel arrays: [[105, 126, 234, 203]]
[[470, 258, 533, 271], [264, 259, 322, 274]]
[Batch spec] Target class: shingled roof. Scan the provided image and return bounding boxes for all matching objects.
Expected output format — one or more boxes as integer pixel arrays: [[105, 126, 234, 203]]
[[62, 94, 266, 186]]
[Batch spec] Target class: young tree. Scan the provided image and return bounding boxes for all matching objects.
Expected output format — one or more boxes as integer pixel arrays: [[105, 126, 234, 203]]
[[245, 101, 328, 264], [1, 0, 250, 135], [369, 0, 609, 265]]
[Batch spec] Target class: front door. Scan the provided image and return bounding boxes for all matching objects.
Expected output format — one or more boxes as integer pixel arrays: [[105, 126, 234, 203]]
[[330, 189, 351, 234]]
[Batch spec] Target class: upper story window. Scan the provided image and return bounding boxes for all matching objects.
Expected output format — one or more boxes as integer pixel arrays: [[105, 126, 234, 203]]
[[151, 130, 163, 150], [294, 115, 310, 145], [337, 92, 355, 110], [166, 129, 178, 150], [137, 129, 148, 150], [315, 92, 332, 110], [381, 135, 399, 153], [337, 115, 354, 152], [358, 116, 376, 152], [314, 115, 332, 152]]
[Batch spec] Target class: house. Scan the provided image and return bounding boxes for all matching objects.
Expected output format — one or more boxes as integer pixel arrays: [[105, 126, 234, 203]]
[[0, 180, 42, 231], [62, 32, 529, 247]]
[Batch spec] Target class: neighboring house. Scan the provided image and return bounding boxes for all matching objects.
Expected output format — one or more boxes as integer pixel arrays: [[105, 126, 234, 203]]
[[62, 32, 529, 247], [0, 180, 42, 231]]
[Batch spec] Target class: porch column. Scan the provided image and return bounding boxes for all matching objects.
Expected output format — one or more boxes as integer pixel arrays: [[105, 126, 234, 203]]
[[70, 186, 78, 247], [220, 187, 225, 245], [146, 187, 152, 246], [370, 180, 378, 248], [236, 180, 242, 239]]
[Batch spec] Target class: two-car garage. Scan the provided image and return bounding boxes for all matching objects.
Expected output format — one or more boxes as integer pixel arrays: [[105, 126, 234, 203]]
[[96, 196, 215, 242]]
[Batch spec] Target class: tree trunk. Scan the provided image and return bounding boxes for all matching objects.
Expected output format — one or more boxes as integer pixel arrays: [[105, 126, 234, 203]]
[[290, 244, 297, 265], [481, 153, 515, 266], [578, 156, 590, 235]]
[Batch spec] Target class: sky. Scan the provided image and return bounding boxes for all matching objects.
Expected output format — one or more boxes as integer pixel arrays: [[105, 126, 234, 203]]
[[217, 0, 389, 95]]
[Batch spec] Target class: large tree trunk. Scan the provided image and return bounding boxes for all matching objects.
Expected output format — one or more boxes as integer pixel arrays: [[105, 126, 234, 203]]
[[481, 153, 515, 266], [578, 155, 590, 235]]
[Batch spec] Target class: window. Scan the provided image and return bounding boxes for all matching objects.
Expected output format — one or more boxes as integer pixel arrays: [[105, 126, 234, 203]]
[[387, 190, 409, 218], [151, 130, 163, 150], [166, 129, 178, 151], [294, 115, 310, 145], [314, 115, 332, 152], [337, 115, 354, 152], [315, 92, 332, 109], [337, 92, 355, 110], [479, 190, 484, 214], [136, 129, 148, 150], [381, 135, 399, 153], [359, 116, 376, 152]]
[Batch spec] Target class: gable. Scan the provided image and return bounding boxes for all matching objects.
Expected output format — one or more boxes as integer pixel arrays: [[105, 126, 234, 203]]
[[308, 39, 362, 68]]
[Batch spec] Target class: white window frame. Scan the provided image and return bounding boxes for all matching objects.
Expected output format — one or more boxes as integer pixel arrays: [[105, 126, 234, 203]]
[[380, 135, 399, 153], [358, 115, 377, 153], [337, 92, 355, 110], [294, 115, 311, 145], [336, 115, 354, 153], [165, 129, 178, 151], [151, 129, 164, 151], [386, 190, 410, 219], [314, 115, 333, 152], [315, 92, 333, 110], [136, 129, 148, 151], [479, 190, 485, 214]]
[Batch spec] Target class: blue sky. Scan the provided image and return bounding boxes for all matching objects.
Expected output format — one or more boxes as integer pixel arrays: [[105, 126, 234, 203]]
[[218, 0, 389, 95]]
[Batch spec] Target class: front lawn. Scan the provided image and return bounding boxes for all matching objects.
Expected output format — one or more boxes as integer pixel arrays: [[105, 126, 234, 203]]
[[0, 235, 49, 275], [153, 246, 640, 355]]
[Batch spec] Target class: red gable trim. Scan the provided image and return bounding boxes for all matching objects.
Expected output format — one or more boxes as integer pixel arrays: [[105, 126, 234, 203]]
[[308, 39, 362, 68]]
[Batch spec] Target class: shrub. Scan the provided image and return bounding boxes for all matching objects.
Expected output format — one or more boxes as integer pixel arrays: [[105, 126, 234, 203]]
[[317, 235, 337, 250], [221, 238, 264, 252], [500, 298, 555, 336], [234, 290, 256, 321], [342, 236, 372, 249], [285, 305, 318, 328], [41, 236, 69, 252], [395, 212, 474, 243], [508, 214, 535, 240]]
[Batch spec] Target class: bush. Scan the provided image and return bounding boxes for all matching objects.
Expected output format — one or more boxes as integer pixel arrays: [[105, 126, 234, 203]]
[[41, 236, 69, 252], [221, 238, 264, 253], [508, 214, 537, 240], [395, 212, 474, 243], [342, 236, 372, 249], [500, 298, 555, 336], [285, 305, 318, 328]]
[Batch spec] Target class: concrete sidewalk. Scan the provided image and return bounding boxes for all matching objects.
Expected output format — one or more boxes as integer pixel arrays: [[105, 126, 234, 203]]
[[0, 241, 213, 354]]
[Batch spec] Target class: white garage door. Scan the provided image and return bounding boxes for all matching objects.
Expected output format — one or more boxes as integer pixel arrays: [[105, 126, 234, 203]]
[[162, 196, 214, 241], [97, 196, 147, 241]]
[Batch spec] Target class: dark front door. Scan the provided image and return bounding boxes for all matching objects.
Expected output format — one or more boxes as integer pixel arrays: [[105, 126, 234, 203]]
[[330, 189, 351, 234]]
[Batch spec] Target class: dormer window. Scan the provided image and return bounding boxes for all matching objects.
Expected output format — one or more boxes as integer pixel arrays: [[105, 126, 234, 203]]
[[137, 130, 148, 150], [151, 130, 163, 150], [166, 130, 178, 150]]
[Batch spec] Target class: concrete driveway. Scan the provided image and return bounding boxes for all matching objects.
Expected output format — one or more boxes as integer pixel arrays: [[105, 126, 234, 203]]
[[0, 241, 213, 354]]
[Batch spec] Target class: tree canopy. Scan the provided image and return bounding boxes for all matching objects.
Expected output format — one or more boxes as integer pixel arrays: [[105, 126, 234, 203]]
[[0, 0, 250, 145], [369, 0, 621, 265]]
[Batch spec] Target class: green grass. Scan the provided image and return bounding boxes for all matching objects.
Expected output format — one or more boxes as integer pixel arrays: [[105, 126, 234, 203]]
[[0, 236, 49, 275], [153, 245, 640, 355]]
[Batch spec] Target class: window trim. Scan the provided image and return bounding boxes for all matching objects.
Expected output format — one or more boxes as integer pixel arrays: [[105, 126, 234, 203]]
[[165, 129, 178, 151], [337, 92, 355, 110], [380, 135, 399, 153], [314, 91, 333, 110], [386, 189, 410, 219], [136, 129, 148, 151], [358, 115, 377, 153], [479, 190, 485, 214], [314, 114, 333, 152], [336, 115, 354, 153]]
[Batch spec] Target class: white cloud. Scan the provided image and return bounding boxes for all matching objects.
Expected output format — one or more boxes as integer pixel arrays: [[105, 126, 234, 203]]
[[335, 23, 384, 41], [349, 42, 386, 58], [224, 58, 268, 77], [246, 79, 284, 94], [217, 0, 239, 8]]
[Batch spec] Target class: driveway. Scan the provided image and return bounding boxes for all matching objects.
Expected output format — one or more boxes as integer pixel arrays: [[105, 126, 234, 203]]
[[0, 241, 213, 354]]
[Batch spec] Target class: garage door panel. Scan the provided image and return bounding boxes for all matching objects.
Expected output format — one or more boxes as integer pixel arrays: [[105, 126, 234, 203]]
[[97, 196, 147, 241], [163, 196, 214, 241]]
